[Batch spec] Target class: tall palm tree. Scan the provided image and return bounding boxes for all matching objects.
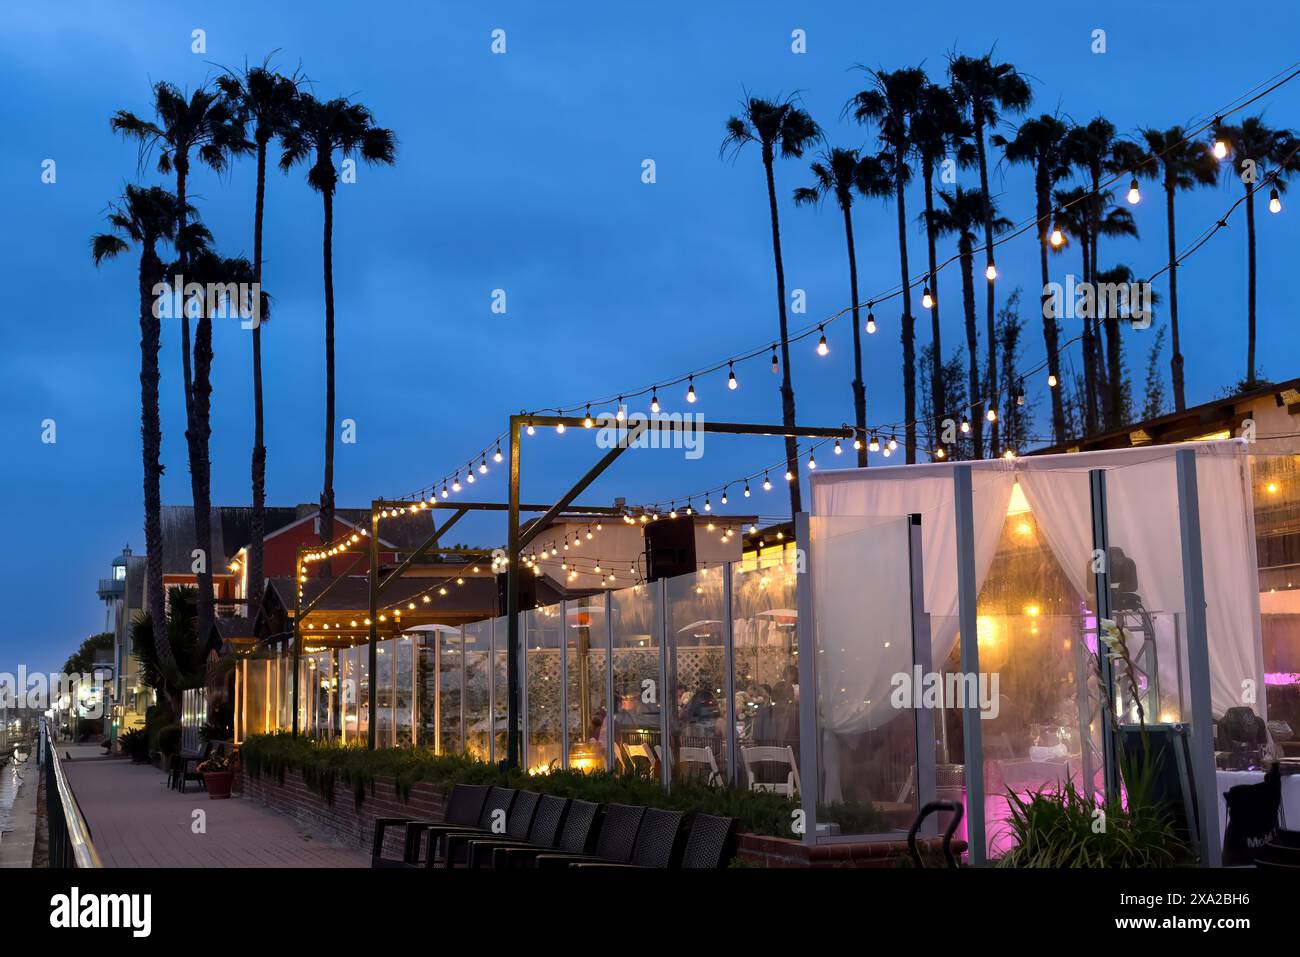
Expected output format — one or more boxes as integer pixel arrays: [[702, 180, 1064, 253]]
[[110, 82, 247, 645], [1116, 127, 1217, 411], [1217, 116, 1300, 385], [281, 94, 397, 545], [995, 114, 1072, 443], [722, 95, 821, 507], [848, 67, 927, 462], [793, 147, 892, 467], [932, 187, 1010, 458], [217, 59, 303, 612], [91, 186, 195, 674], [912, 83, 974, 438], [948, 51, 1032, 456]]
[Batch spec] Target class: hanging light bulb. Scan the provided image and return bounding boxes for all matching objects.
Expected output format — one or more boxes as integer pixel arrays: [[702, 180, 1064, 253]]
[[452, 473, 461, 492], [685, 500, 694, 516], [704, 496, 711, 512], [615, 399, 625, 422], [1003, 448, 1017, 460], [770, 345, 779, 374], [921, 286, 934, 309], [727, 361, 738, 390], [986, 407, 997, 423], [985, 262, 998, 281], [555, 421, 565, 434], [526, 423, 536, 436], [1127, 177, 1141, 205], [935, 446, 946, 459], [785, 468, 794, 482], [1048, 372, 1058, 388], [479, 455, 489, 474], [1213, 121, 1228, 159], [1270, 187, 1282, 214], [493, 442, 503, 463], [583, 405, 594, 428], [721, 487, 729, 505], [816, 325, 829, 356], [1016, 378, 1026, 406], [1049, 222, 1064, 247], [762, 473, 772, 491], [466, 463, 476, 483], [686, 376, 697, 403], [749, 523, 758, 534], [868, 433, 880, 453], [669, 503, 678, 519], [882, 444, 892, 458], [888, 433, 898, 451], [833, 439, 842, 455], [865, 309, 877, 334], [853, 436, 862, 451], [441, 480, 449, 498], [960, 416, 971, 434], [807, 451, 817, 470], [650, 389, 660, 414]]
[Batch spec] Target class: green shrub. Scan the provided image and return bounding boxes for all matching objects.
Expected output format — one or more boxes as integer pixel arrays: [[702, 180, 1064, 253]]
[[119, 728, 150, 763], [157, 724, 183, 758]]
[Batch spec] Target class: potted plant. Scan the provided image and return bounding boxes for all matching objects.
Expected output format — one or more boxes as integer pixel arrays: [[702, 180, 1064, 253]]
[[197, 745, 235, 800]]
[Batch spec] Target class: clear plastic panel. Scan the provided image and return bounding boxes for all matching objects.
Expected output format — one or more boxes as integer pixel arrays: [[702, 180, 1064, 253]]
[[566, 595, 609, 771], [610, 583, 663, 777], [526, 605, 563, 773], [375, 638, 393, 748], [1252, 450, 1300, 746], [435, 628, 462, 754], [462, 620, 492, 761], [810, 514, 916, 838], [491, 616, 509, 761], [665, 567, 728, 786]]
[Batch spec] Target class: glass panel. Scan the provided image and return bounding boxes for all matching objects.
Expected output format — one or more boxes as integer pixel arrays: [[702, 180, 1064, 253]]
[[566, 595, 608, 771], [338, 645, 362, 744], [436, 628, 462, 754], [526, 605, 563, 773], [1252, 451, 1300, 752], [665, 568, 727, 786], [733, 547, 799, 791], [610, 583, 663, 776], [463, 620, 492, 761], [375, 638, 393, 748], [810, 514, 916, 839], [492, 616, 508, 761], [394, 634, 415, 747]]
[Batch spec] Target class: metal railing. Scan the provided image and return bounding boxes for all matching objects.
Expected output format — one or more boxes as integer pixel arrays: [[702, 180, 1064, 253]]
[[38, 718, 102, 868]]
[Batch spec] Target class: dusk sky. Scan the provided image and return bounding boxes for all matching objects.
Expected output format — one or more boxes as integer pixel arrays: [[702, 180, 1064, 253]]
[[2, 0, 1297, 676]]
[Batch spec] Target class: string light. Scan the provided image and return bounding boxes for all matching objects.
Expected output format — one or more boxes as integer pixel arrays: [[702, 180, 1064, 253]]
[[1270, 187, 1282, 214], [1213, 119, 1228, 159], [556, 422, 566, 434], [888, 433, 898, 451], [762, 473, 772, 491], [807, 451, 817, 470], [985, 262, 997, 281], [615, 399, 625, 422], [784, 468, 794, 482], [480, 455, 489, 474], [770, 345, 779, 374], [986, 408, 997, 423], [583, 405, 593, 428], [721, 487, 728, 505], [833, 439, 842, 455], [465, 463, 475, 483], [526, 423, 535, 436], [650, 389, 660, 414], [728, 361, 738, 390], [1049, 221, 1064, 247], [704, 496, 711, 512], [960, 416, 970, 434], [1127, 177, 1141, 205], [686, 376, 697, 403], [935, 446, 946, 459], [1047, 373, 1058, 388], [869, 433, 880, 453], [865, 309, 877, 334], [743, 481, 751, 497], [921, 286, 934, 309], [451, 473, 461, 492]]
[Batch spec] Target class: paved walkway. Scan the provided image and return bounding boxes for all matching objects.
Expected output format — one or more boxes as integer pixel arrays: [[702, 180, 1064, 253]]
[[60, 746, 367, 868], [0, 754, 37, 867]]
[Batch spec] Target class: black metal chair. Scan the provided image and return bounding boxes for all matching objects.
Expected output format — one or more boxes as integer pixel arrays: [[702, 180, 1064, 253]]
[[371, 783, 488, 868], [572, 807, 686, 869], [533, 803, 645, 869], [170, 740, 212, 793], [680, 813, 738, 868], [420, 786, 517, 867], [1256, 832, 1300, 870], [491, 798, 602, 869], [463, 793, 571, 868], [907, 799, 964, 868], [442, 789, 541, 867]]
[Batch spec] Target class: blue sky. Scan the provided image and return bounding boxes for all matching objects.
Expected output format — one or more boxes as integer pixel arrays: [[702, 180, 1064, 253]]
[[1, 0, 1297, 675]]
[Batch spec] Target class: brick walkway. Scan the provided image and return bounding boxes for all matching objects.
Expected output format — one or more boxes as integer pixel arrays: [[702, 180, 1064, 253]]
[[60, 747, 367, 868]]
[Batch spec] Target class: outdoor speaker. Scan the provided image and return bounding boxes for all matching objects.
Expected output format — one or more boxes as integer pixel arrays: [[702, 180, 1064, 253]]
[[1108, 546, 1141, 611], [644, 517, 697, 582]]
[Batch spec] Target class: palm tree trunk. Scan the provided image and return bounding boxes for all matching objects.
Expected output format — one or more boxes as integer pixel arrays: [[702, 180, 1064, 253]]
[[762, 149, 801, 514], [975, 109, 998, 457], [960, 237, 982, 458], [321, 186, 337, 544], [176, 161, 194, 420], [923, 160, 944, 445], [138, 244, 175, 672], [1080, 234, 1099, 433], [1245, 181, 1257, 383], [248, 140, 268, 612], [895, 150, 916, 464], [1038, 170, 1067, 442], [1164, 180, 1186, 411], [843, 204, 868, 468], [190, 302, 216, 651], [1105, 309, 1123, 428], [1088, 166, 1111, 428]]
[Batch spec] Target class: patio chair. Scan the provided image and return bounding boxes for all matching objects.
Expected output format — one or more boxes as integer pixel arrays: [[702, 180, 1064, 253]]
[[441, 789, 541, 868], [370, 783, 488, 868], [489, 798, 602, 869], [676, 745, 722, 787], [531, 802, 646, 869], [420, 786, 517, 867], [571, 808, 686, 869], [462, 793, 571, 868], [907, 800, 965, 869], [741, 745, 801, 797], [170, 740, 213, 793], [680, 813, 738, 868], [618, 741, 656, 774]]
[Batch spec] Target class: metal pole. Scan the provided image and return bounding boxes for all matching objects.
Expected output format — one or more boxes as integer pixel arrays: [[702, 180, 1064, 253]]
[[367, 503, 380, 750], [1175, 448, 1222, 867], [657, 576, 670, 790], [794, 511, 818, 847], [292, 556, 301, 738], [1089, 469, 1121, 803], [560, 599, 569, 769], [506, 420, 522, 769], [722, 561, 737, 787], [908, 514, 937, 833], [604, 595, 615, 774], [953, 465, 986, 865]]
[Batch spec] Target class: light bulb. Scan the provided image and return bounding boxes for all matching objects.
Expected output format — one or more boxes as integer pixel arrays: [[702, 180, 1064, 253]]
[[986, 408, 997, 422], [770, 347, 779, 374], [833, 439, 842, 455], [807, 453, 817, 470], [441, 482, 449, 498], [816, 326, 829, 356], [1270, 187, 1282, 214], [1004, 448, 1016, 460], [728, 362, 738, 390], [526, 424, 535, 436], [1048, 373, 1058, 388], [583, 405, 594, 428], [935, 446, 946, 459], [721, 488, 728, 504], [743, 481, 751, 497], [479, 456, 488, 474], [762, 473, 772, 491], [1213, 138, 1228, 160], [704, 497, 711, 512], [882, 445, 892, 458], [686, 377, 696, 403], [555, 423, 565, 434], [1049, 226, 1064, 248], [452, 474, 461, 492], [888, 433, 898, 451], [868, 434, 880, 453], [493, 444, 503, 463], [615, 401, 625, 422], [650, 391, 660, 414], [465, 467, 475, 484], [785, 469, 794, 482], [1127, 177, 1140, 205], [921, 286, 934, 309], [865, 310, 877, 334], [960, 416, 970, 434], [985, 263, 997, 281]]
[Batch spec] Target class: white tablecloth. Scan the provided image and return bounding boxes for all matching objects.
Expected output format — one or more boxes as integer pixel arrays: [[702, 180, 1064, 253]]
[[1216, 770, 1300, 842]]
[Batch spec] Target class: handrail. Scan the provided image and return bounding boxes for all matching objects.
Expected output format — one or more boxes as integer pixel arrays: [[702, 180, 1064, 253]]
[[39, 718, 102, 868]]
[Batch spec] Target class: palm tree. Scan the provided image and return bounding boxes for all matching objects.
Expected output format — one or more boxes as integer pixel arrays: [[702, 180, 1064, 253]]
[[948, 51, 1032, 456], [1217, 116, 1300, 385], [722, 95, 821, 507], [281, 94, 397, 544], [912, 83, 974, 439], [217, 59, 303, 612], [793, 147, 892, 467], [848, 67, 927, 462], [1117, 127, 1218, 411], [932, 187, 1010, 458], [91, 186, 195, 675], [995, 114, 1072, 443], [110, 82, 248, 646]]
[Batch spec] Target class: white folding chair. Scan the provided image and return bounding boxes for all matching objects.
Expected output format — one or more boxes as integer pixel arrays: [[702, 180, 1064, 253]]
[[678, 745, 722, 786], [741, 745, 801, 797]]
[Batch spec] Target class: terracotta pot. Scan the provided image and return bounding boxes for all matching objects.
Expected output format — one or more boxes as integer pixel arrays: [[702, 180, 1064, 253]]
[[204, 770, 234, 799]]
